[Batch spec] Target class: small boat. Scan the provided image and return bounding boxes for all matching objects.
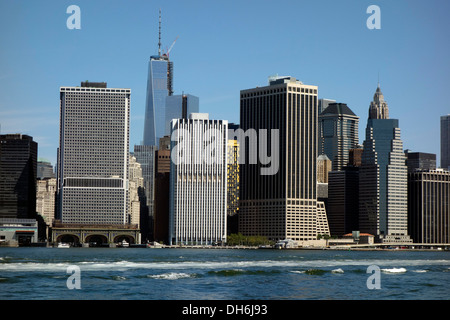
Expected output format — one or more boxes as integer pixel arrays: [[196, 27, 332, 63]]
[[57, 242, 70, 248], [147, 241, 163, 248], [118, 240, 129, 248]]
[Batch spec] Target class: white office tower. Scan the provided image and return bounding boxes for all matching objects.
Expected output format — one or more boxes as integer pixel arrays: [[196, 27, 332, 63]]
[[169, 113, 228, 245], [58, 82, 130, 225]]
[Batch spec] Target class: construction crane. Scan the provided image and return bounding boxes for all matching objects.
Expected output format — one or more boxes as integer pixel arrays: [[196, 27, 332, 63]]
[[166, 36, 179, 58]]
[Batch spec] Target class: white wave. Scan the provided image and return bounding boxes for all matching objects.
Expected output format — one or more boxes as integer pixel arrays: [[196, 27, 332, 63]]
[[412, 269, 428, 273], [290, 270, 305, 274], [148, 272, 192, 280], [381, 267, 407, 273], [0, 262, 70, 272], [332, 268, 344, 273], [0, 258, 448, 272]]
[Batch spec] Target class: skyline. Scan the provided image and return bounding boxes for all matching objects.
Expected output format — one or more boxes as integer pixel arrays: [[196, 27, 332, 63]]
[[1, 0, 449, 167]]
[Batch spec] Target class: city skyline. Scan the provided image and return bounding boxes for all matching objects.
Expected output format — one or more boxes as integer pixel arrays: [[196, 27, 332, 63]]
[[1, 0, 450, 167]]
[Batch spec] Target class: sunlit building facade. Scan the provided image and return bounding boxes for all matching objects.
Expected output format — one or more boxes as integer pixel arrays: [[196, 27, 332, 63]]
[[169, 113, 228, 245], [143, 55, 173, 147], [58, 82, 130, 225], [239, 76, 329, 242], [359, 84, 411, 242]]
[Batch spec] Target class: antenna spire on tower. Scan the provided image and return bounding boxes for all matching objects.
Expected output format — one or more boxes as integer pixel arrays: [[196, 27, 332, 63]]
[[158, 9, 162, 56]]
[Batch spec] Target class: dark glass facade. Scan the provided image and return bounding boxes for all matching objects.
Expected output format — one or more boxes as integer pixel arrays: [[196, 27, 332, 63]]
[[164, 94, 199, 136], [319, 103, 359, 171], [143, 56, 173, 146], [406, 152, 436, 172], [0, 134, 37, 219], [360, 118, 409, 241], [328, 166, 359, 236]]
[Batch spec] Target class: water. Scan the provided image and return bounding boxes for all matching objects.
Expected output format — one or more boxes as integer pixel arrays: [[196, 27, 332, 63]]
[[0, 247, 449, 300]]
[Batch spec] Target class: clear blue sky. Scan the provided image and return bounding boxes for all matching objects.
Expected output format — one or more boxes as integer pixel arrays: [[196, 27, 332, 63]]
[[1, 0, 449, 167]]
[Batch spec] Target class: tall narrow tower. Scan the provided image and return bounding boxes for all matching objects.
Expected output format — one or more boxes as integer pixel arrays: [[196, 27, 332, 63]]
[[137, 10, 174, 241], [143, 9, 174, 146], [359, 84, 411, 242], [441, 114, 450, 169]]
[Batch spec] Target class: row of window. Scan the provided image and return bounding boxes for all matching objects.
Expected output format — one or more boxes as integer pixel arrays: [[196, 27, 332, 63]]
[[241, 87, 317, 98], [61, 87, 130, 93]]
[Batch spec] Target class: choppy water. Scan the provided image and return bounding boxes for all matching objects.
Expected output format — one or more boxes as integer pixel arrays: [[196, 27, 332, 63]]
[[0, 247, 449, 300]]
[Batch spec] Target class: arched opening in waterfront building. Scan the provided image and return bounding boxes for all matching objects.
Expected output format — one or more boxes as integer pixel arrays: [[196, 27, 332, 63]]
[[56, 234, 80, 246], [114, 235, 135, 245], [85, 234, 108, 247]]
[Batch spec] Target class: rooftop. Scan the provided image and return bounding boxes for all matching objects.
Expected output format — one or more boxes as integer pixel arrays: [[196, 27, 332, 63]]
[[321, 103, 357, 117], [81, 81, 107, 88], [268, 76, 303, 86]]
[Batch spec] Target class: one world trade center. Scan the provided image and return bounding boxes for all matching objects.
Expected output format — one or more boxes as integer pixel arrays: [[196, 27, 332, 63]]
[[143, 10, 173, 146]]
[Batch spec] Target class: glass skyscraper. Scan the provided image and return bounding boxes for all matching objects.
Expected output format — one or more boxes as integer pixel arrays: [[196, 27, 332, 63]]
[[143, 55, 173, 146], [0, 134, 37, 220], [319, 103, 359, 171], [138, 10, 175, 242], [359, 84, 411, 242], [164, 94, 199, 136]]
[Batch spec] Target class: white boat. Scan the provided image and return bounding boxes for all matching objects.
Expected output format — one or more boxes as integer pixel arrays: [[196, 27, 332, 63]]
[[119, 240, 129, 248], [274, 239, 298, 249], [57, 242, 70, 248]]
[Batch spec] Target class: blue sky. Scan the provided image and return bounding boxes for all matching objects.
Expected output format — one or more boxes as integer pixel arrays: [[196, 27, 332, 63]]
[[1, 0, 449, 167]]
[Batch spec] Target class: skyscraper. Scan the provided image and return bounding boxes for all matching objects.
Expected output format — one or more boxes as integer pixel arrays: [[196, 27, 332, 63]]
[[169, 113, 228, 245], [408, 169, 450, 244], [164, 94, 199, 136], [128, 155, 144, 230], [328, 166, 359, 236], [153, 135, 171, 243], [37, 160, 55, 179], [133, 144, 157, 241], [405, 151, 436, 172], [143, 10, 174, 147], [318, 98, 336, 115], [36, 177, 57, 239], [317, 154, 332, 183], [57, 82, 130, 226], [319, 103, 359, 171], [239, 76, 328, 242], [441, 115, 450, 169], [0, 134, 37, 220], [227, 139, 240, 217], [359, 84, 411, 242]]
